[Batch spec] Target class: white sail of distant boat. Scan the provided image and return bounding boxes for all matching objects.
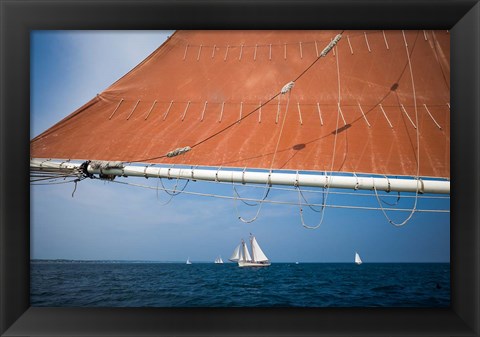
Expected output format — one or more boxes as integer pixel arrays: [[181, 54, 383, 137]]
[[214, 256, 223, 264], [229, 234, 270, 267], [186, 257, 192, 265], [355, 252, 363, 265]]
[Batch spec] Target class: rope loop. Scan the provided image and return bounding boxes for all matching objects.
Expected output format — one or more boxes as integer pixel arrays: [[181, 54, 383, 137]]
[[353, 172, 359, 190], [384, 175, 391, 193], [417, 178, 425, 194], [167, 164, 175, 180], [143, 164, 150, 179], [191, 165, 197, 181]]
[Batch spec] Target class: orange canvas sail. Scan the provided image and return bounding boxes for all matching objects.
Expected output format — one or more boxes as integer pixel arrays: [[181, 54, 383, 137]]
[[31, 30, 450, 180]]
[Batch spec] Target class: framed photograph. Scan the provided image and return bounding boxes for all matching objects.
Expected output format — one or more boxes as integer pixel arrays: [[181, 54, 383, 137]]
[[1, 1, 479, 336]]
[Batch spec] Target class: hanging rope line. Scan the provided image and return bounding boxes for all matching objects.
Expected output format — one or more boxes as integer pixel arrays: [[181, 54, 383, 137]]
[[208, 178, 448, 200], [233, 86, 292, 223], [102, 178, 449, 213], [298, 33, 343, 230], [154, 177, 189, 205], [373, 30, 421, 227], [226, 32, 343, 224], [296, 185, 325, 213]]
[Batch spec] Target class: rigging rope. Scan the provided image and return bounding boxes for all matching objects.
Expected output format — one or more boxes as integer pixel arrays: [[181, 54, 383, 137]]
[[104, 178, 449, 213], [233, 87, 292, 223], [373, 31, 421, 227], [231, 32, 343, 224], [131, 31, 344, 164], [298, 33, 343, 230]]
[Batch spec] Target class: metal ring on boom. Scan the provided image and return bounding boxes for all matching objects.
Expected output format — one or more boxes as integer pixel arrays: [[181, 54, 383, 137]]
[[191, 165, 197, 181], [384, 175, 391, 193], [418, 178, 425, 194], [167, 164, 174, 180], [215, 166, 222, 182], [143, 164, 150, 179]]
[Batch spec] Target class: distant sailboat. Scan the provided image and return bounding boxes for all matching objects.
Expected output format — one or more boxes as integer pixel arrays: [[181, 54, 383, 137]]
[[186, 257, 192, 265], [355, 252, 363, 265], [229, 234, 270, 267], [214, 256, 224, 264]]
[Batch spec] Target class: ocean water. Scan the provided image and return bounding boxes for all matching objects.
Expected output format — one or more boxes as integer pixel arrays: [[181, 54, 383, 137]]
[[30, 261, 450, 307]]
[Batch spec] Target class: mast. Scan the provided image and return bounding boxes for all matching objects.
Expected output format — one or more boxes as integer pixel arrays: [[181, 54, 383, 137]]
[[242, 239, 252, 262]]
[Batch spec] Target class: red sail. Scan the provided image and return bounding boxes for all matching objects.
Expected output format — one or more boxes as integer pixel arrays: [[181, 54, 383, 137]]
[[31, 30, 450, 179]]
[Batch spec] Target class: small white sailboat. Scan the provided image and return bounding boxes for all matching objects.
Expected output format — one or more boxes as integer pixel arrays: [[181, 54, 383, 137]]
[[229, 234, 270, 267], [186, 257, 192, 265], [214, 256, 224, 264], [355, 252, 363, 265]]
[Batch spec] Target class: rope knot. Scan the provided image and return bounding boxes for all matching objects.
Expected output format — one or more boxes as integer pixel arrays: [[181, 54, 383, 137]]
[[320, 34, 342, 57], [281, 81, 295, 94], [166, 146, 191, 158]]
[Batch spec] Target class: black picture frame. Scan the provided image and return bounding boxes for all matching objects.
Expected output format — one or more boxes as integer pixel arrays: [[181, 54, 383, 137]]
[[1, 0, 479, 336]]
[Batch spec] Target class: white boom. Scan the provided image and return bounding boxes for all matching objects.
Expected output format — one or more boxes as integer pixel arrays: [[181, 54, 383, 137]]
[[30, 159, 450, 194]]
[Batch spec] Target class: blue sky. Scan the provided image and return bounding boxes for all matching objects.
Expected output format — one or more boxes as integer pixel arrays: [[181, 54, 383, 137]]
[[30, 31, 450, 263]]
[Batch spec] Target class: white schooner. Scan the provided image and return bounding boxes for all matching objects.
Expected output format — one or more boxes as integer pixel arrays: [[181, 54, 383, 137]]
[[229, 234, 270, 267]]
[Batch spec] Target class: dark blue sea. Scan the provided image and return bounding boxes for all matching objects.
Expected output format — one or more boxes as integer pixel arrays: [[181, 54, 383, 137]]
[[30, 261, 450, 307]]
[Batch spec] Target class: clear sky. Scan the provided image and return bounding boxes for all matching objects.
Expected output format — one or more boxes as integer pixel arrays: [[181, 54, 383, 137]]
[[30, 31, 450, 263]]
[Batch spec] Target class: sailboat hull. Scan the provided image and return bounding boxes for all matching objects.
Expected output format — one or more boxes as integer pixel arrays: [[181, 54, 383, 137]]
[[238, 260, 271, 268]]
